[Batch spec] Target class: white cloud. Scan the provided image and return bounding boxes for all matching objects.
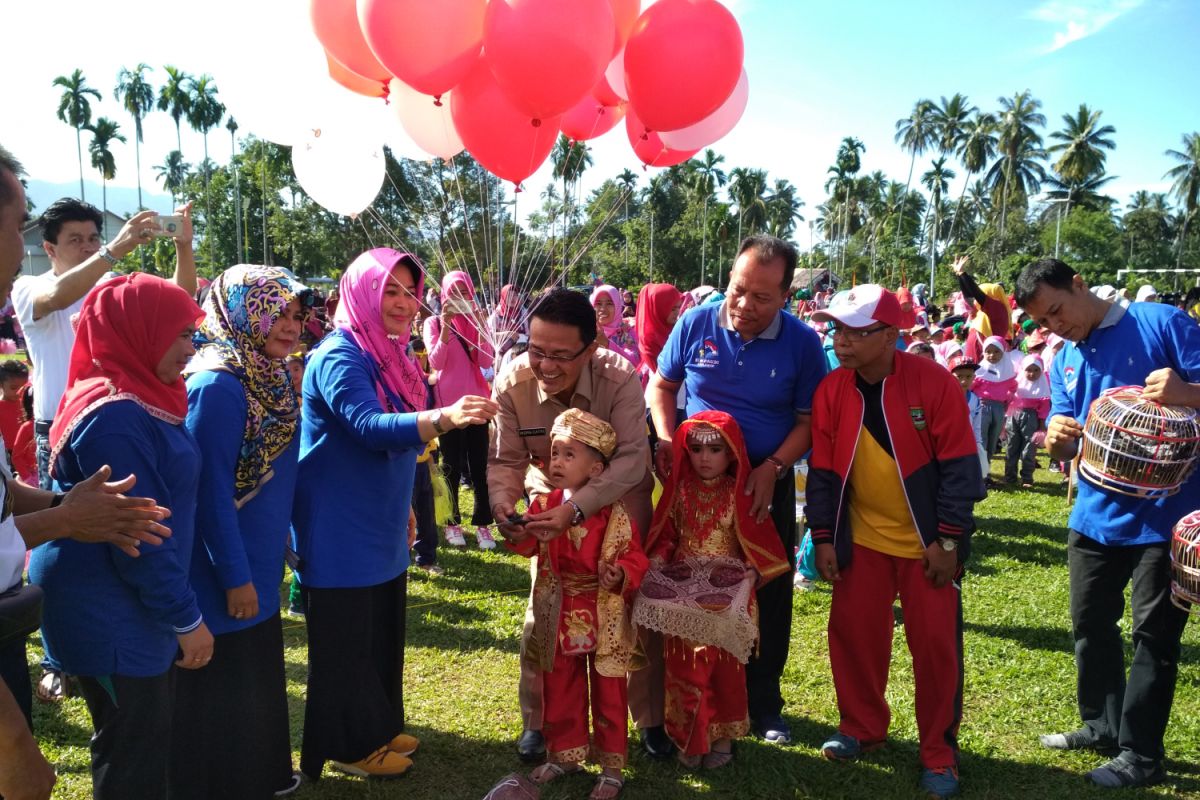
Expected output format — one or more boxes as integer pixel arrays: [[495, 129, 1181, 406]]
[[1028, 0, 1146, 52]]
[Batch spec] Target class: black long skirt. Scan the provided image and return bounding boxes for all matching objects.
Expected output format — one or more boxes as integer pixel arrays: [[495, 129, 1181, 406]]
[[170, 612, 294, 799], [299, 574, 408, 780]]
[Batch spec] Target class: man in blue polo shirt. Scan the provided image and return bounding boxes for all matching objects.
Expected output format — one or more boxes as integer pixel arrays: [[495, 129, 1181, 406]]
[[1016, 257, 1200, 790], [649, 234, 826, 744]]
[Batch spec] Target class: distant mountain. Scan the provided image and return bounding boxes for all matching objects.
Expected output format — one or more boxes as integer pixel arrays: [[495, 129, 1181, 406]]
[[25, 179, 174, 217]]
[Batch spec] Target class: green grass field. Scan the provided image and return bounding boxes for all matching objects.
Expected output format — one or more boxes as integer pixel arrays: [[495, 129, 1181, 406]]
[[28, 462, 1200, 799]]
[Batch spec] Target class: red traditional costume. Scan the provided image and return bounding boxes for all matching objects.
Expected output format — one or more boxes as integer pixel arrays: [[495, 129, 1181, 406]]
[[640, 411, 790, 757], [506, 408, 649, 772]]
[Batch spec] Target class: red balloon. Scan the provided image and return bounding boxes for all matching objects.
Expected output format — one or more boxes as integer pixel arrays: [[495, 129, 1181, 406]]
[[451, 61, 562, 186], [358, 0, 486, 99], [591, 71, 624, 107], [483, 0, 615, 120], [310, 0, 392, 83], [623, 0, 743, 132], [609, 0, 641, 55], [326, 52, 389, 99], [561, 97, 626, 142], [625, 106, 698, 168]]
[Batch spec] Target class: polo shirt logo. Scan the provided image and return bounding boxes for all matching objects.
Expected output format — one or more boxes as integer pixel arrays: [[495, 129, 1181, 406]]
[[910, 406, 927, 431], [1063, 365, 1077, 393], [693, 339, 720, 369]]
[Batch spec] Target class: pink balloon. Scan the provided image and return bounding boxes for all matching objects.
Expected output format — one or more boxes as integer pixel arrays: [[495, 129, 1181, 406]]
[[483, 0, 616, 120], [561, 97, 626, 142], [451, 60, 562, 186], [623, 0, 744, 132], [326, 52, 389, 99], [600, 49, 629, 103], [357, 0, 486, 99], [310, 0, 392, 83], [390, 79, 464, 160], [626, 105, 698, 168], [609, 0, 641, 55], [659, 68, 748, 151]]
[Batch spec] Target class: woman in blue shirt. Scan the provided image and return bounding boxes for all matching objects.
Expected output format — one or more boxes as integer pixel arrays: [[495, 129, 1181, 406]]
[[293, 248, 497, 780], [30, 273, 209, 800], [171, 265, 313, 799]]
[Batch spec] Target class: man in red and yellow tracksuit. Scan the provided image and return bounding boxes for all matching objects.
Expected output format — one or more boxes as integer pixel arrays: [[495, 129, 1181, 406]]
[[805, 285, 984, 800]]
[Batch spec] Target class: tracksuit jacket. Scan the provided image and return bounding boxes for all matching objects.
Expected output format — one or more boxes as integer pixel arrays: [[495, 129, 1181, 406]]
[[806, 351, 984, 568]]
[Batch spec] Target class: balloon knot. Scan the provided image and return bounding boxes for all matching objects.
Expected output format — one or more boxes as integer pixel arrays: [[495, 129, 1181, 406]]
[[531, 118, 542, 128], [514, 183, 524, 193], [433, 94, 443, 107], [313, 128, 322, 138]]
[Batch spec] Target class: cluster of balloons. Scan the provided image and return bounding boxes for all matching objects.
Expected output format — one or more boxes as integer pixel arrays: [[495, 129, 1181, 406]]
[[229, 0, 749, 216]]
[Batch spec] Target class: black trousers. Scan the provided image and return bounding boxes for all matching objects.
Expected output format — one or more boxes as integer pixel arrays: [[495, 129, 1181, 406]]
[[0, 637, 31, 730], [300, 575, 408, 779], [412, 460, 438, 566], [171, 613, 293, 799], [440, 423, 494, 526], [76, 671, 174, 800], [1068, 529, 1189, 764], [746, 470, 798, 724]]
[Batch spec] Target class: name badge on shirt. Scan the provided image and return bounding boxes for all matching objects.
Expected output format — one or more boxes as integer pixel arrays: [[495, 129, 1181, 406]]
[[519, 427, 547, 438], [693, 339, 720, 369], [910, 406, 927, 431]]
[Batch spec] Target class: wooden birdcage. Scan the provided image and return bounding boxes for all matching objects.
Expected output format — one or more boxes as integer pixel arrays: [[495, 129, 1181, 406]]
[[1169, 510, 1200, 613], [1078, 386, 1200, 499]]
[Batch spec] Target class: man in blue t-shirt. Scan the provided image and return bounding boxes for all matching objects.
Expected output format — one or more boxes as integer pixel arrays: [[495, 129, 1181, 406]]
[[649, 234, 826, 745], [1016, 258, 1200, 790]]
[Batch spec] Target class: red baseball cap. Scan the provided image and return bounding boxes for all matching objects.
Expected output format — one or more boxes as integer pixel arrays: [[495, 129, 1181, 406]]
[[811, 284, 902, 329], [948, 354, 980, 373]]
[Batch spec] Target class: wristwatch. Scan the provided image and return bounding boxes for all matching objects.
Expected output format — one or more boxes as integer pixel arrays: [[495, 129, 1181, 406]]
[[430, 408, 448, 435], [937, 537, 958, 552], [765, 455, 789, 479], [567, 500, 585, 525], [97, 245, 119, 266]]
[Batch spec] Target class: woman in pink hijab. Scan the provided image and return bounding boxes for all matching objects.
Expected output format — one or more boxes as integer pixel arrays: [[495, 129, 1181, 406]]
[[589, 284, 639, 367], [422, 270, 497, 550]]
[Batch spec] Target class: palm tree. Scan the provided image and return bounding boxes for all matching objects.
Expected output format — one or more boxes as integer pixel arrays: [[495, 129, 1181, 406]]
[[828, 137, 865, 272], [1048, 104, 1116, 215], [766, 179, 804, 238], [155, 150, 190, 207], [187, 74, 225, 267], [949, 111, 997, 241], [994, 90, 1046, 234], [550, 135, 593, 280], [932, 94, 975, 155], [53, 69, 102, 200], [114, 63, 155, 210], [692, 149, 727, 284], [158, 66, 193, 153], [1043, 172, 1116, 214], [227, 116, 243, 262], [893, 100, 937, 258], [86, 118, 126, 239], [1164, 132, 1200, 268], [728, 167, 768, 243], [920, 156, 956, 284], [616, 168, 638, 269], [643, 174, 672, 280]]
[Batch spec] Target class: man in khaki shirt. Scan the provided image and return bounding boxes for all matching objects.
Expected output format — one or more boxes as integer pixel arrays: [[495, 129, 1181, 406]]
[[488, 289, 663, 761]]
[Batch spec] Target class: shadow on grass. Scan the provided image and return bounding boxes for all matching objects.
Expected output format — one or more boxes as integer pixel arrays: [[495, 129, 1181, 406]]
[[970, 515, 1069, 572]]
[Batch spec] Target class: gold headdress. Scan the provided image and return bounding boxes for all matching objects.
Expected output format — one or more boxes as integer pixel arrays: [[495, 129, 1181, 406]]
[[685, 421, 724, 446], [551, 408, 617, 460]]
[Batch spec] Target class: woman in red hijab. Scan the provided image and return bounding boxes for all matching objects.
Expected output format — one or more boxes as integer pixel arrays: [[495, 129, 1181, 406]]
[[635, 283, 683, 387], [30, 274, 209, 800]]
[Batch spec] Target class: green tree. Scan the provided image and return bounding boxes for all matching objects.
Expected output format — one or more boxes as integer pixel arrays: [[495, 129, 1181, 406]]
[[893, 100, 937, 262], [1048, 104, 1116, 202], [766, 179, 804, 239], [691, 149, 727, 284], [114, 63, 155, 210], [932, 93, 975, 155], [550, 135, 593, 281], [992, 90, 1046, 235], [155, 150, 190, 207], [86, 117, 126, 238], [921, 156, 956, 279], [1164, 132, 1200, 268], [949, 111, 997, 243], [157, 66, 193, 153], [53, 68, 101, 201], [186, 74, 225, 269], [728, 167, 768, 243]]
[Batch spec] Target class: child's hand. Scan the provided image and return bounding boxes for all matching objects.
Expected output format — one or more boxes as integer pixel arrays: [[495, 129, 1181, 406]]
[[599, 562, 625, 591]]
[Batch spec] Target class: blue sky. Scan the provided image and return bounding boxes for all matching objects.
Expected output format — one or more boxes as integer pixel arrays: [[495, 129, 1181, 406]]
[[2, 0, 1196, 238]]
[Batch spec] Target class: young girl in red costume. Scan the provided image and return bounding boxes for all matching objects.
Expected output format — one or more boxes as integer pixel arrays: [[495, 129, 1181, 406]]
[[639, 410, 790, 769], [505, 408, 648, 800]]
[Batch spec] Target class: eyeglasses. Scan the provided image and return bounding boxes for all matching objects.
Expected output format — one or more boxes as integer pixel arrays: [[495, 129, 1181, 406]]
[[527, 343, 590, 363], [829, 324, 889, 341]]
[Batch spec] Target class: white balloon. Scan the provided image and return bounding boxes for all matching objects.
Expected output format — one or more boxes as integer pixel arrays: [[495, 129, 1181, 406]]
[[604, 48, 629, 102], [389, 79, 464, 160], [291, 129, 385, 217], [659, 68, 749, 151]]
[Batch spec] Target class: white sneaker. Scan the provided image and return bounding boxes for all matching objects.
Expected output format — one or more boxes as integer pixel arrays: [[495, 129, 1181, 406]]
[[794, 572, 813, 592], [444, 525, 467, 547], [476, 526, 497, 550]]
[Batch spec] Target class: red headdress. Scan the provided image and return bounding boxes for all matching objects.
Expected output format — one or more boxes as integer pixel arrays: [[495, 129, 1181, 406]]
[[646, 410, 790, 583]]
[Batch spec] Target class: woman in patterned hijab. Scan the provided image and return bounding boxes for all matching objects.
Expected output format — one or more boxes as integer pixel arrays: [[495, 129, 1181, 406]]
[[173, 264, 312, 799]]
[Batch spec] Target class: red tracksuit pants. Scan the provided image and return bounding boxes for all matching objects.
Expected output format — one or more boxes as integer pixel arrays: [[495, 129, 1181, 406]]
[[829, 543, 963, 769], [542, 650, 629, 769], [664, 638, 749, 755]]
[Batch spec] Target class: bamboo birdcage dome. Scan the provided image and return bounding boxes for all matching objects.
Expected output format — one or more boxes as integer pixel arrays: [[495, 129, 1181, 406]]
[[1078, 386, 1200, 499], [1169, 510, 1200, 613]]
